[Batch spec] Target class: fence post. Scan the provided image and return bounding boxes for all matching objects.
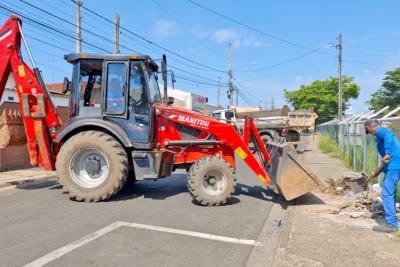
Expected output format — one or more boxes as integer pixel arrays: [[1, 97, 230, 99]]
[[341, 124, 344, 154], [353, 123, 356, 171], [362, 125, 366, 172], [347, 123, 350, 159]]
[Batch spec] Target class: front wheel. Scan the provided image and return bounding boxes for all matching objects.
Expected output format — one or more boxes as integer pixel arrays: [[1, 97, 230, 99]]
[[187, 156, 236, 206], [56, 131, 128, 202]]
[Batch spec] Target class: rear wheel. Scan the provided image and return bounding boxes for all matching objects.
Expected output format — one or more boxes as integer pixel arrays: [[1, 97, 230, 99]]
[[56, 131, 128, 202], [187, 156, 236, 206]]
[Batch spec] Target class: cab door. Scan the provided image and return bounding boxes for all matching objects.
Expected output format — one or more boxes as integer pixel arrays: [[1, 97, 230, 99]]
[[103, 61, 129, 118]]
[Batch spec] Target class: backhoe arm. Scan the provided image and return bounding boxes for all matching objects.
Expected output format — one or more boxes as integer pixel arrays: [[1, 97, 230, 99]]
[[0, 15, 61, 170]]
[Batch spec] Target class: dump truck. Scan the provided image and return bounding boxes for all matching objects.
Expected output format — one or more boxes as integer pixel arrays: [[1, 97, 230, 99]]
[[212, 106, 316, 146], [0, 15, 323, 204]]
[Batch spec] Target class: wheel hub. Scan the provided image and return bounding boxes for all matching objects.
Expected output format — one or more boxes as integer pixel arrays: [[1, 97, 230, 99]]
[[207, 176, 217, 186], [85, 158, 102, 177], [70, 149, 109, 188]]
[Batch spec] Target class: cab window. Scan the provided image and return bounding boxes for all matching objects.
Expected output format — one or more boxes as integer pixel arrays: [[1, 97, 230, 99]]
[[129, 61, 149, 115], [106, 63, 126, 114]]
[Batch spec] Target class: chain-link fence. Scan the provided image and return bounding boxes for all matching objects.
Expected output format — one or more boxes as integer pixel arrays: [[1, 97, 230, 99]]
[[317, 117, 400, 183]]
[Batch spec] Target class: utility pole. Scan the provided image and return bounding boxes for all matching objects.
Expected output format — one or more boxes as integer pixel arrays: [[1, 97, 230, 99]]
[[115, 14, 120, 53], [338, 33, 343, 121], [217, 77, 220, 106], [271, 97, 275, 110], [236, 83, 238, 106], [75, 1, 82, 53], [228, 43, 233, 106], [196, 83, 200, 94]]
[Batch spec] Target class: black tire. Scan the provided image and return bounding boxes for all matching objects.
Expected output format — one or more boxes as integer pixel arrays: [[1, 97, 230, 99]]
[[187, 156, 236, 206], [56, 131, 128, 202]]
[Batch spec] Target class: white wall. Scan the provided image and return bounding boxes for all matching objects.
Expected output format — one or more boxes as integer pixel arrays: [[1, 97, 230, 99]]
[[1, 90, 69, 107]]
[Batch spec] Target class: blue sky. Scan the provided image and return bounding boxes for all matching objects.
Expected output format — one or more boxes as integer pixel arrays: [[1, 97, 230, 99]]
[[2, 0, 400, 114]]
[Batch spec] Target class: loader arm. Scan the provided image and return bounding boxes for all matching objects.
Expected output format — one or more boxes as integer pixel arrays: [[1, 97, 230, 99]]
[[160, 108, 273, 187], [160, 107, 325, 200], [0, 15, 61, 170]]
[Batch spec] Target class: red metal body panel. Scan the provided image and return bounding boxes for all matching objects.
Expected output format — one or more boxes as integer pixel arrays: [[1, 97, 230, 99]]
[[0, 15, 60, 170]]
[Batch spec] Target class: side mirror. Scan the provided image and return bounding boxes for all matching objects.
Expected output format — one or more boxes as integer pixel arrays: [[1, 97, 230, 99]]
[[225, 111, 234, 120], [62, 77, 70, 94]]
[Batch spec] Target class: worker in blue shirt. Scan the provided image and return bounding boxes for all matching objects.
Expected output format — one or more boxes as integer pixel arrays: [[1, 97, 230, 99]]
[[365, 119, 400, 233]]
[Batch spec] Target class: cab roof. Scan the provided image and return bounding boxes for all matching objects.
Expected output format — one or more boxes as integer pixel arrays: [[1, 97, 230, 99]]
[[64, 53, 153, 64]]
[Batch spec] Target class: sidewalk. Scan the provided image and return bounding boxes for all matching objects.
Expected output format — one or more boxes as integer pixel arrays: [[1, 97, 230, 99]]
[[274, 135, 400, 267], [0, 167, 56, 188]]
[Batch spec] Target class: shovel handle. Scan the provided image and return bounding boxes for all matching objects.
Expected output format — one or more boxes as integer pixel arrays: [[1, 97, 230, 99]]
[[364, 161, 387, 186]]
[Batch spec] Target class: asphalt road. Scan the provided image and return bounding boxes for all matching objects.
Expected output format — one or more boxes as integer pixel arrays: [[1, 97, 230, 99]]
[[0, 157, 278, 267]]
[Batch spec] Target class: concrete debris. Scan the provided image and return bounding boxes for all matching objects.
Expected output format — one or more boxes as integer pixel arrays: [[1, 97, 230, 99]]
[[313, 194, 387, 220], [372, 184, 381, 192], [336, 187, 344, 194], [350, 212, 365, 218], [272, 220, 282, 228]]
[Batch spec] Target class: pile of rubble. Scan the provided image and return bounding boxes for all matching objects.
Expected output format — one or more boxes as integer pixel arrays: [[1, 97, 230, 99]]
[[330, 197, 385, 219], [317, 172, 400, 220]]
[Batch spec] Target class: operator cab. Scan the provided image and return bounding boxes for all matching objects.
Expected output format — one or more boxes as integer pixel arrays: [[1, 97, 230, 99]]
[[63, 53, 162, 147]]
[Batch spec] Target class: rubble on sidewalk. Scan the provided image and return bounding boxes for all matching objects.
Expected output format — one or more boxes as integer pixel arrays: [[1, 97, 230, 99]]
[[311, 172, 400, 220]]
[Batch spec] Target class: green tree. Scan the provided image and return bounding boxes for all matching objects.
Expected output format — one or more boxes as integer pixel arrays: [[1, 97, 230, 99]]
[[284, 76, 360, 123], [366, 68, 400, 111]]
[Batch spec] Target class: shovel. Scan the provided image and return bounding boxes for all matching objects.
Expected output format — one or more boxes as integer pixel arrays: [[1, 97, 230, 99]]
[[361, 161, 387, 190]]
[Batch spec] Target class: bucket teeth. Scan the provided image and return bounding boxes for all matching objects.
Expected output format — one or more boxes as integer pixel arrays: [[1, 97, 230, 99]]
[[0, 109, 26, 148], [0, 109, 23, 125]]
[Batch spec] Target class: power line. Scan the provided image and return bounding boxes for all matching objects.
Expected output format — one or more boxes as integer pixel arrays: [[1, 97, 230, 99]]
[[151, 0, 224, 61], [2, 4, 227, 87], [187, 0, 335, 56], [175, 75, 229, 87], [239, 56, 336, 83], [236, 42, 333, 72], [170, 64, 229, 84], [71, 0, 226, 73], [0, 5, 111, 53], [19, 0, 140, 54], [232, 77, 258, 101]]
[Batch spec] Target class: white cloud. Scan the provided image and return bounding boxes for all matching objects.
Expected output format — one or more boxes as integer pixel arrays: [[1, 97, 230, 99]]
[[295, 76, 303, 81], [211, 28, 265, 48], [153, 20, 179, 37], [242, 36, 254, 47], [212, 28, 239, 43]]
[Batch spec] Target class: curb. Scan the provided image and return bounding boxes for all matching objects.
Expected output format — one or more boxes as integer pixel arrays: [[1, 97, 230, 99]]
[[0, 175, 57, 189], [244, 195, 294, 267]]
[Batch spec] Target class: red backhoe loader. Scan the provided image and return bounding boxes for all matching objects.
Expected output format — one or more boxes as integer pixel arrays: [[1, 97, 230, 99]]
[[0, 15, 324, 205]]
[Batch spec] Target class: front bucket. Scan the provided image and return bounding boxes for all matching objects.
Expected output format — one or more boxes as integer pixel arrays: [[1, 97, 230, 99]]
[[266, 136, 324, 200], [0, 109, 27, 149]]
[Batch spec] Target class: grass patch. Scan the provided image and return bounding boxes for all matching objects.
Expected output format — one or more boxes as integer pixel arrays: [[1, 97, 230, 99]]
[[397, 185, 400, 203], [317, 133, 340, 158]]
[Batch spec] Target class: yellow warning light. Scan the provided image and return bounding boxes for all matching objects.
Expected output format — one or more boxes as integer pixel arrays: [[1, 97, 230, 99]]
[[131, 55, 137, 59], [82, 54, 88, 58]]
